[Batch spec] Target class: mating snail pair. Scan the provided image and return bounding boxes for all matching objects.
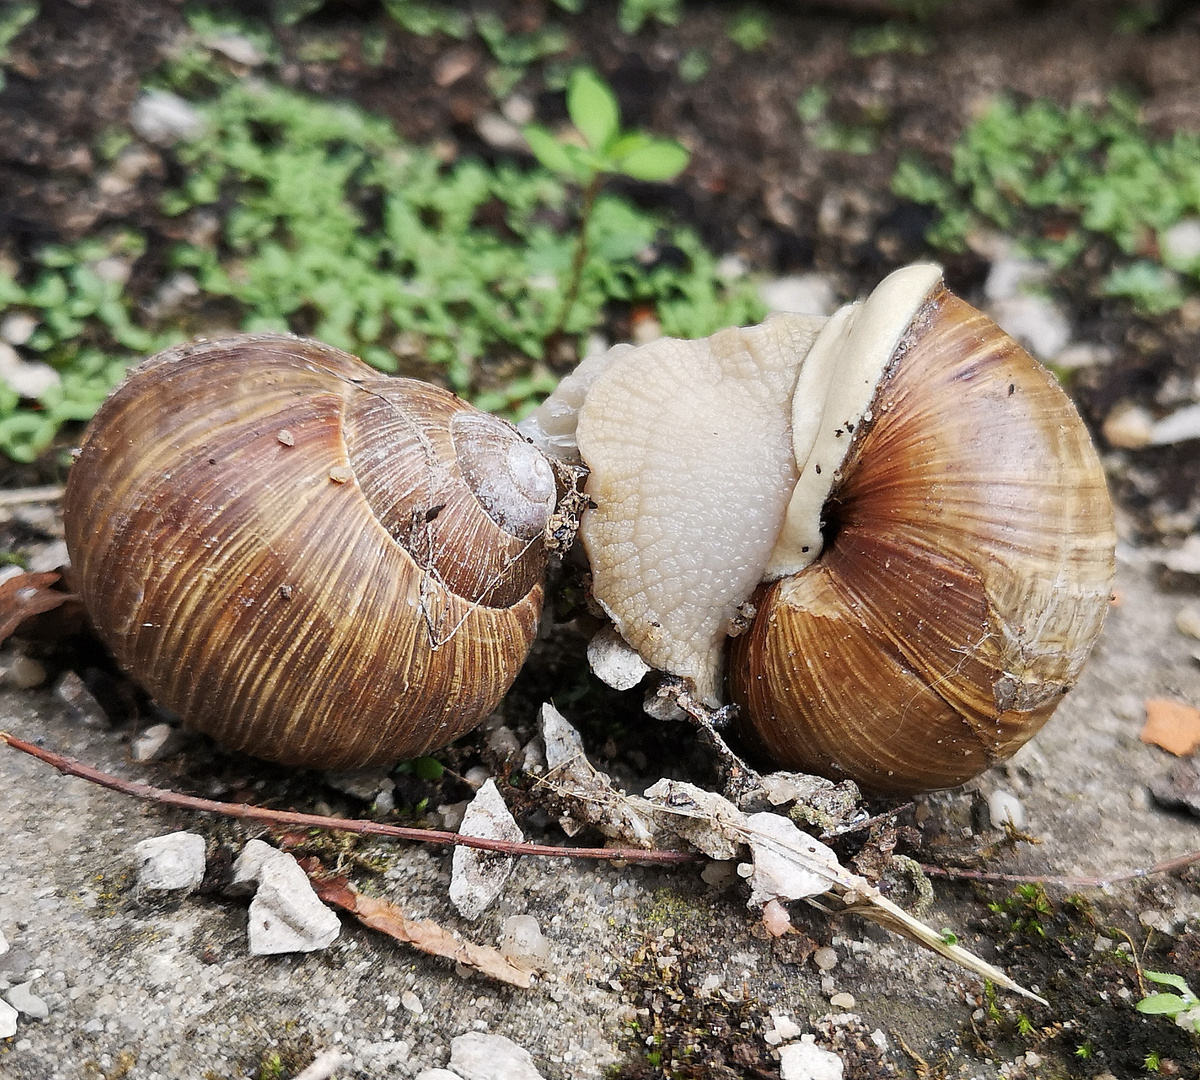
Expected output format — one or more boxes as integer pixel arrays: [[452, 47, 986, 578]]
[[63, 264, 1116, 795]]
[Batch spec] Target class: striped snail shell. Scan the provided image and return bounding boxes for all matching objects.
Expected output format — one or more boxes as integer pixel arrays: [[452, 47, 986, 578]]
[[63, 334, 556, 769], [521, 264, 1116, 795]]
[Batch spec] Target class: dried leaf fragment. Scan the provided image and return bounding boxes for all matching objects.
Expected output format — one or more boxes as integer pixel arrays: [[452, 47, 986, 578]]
[[0, 571, 75, 645], [1141, 698, 1200, 756], [307, 868, 535, 988]]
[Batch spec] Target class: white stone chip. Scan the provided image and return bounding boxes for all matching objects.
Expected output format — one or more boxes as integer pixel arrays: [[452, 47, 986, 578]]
[[1150, 403, 1200, 445], [414, 1072, 463, 1080], [587, 624, 652, 690], [779, 1035, 844, 1080], [450, 779, 523, 921], [1162, 218, 1200, 267], [449, 1032, 546, 1080], [133, 831, 206, 891], [5, 980, 48, 1020], [130, 723, 185, 762], [1176, 604, 1200, 641], [0, 341, 60, 399], [248, 850, 341, 955], [759, 274, 839, 316], [130, 89, 206, 146], [499, 914, 550, 966], [0, 997, 17, 1038], [228, 838, 281, 896], [987, 789, 1026, 830], [0, 929, 8, 955]]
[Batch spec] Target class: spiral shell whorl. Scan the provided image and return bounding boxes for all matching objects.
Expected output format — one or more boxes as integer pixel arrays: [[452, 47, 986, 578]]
[[729, 288, 1116, 794], [64, 335, 549, 768]]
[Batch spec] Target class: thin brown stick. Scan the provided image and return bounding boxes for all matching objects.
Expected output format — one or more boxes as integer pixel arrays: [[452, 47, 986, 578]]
[[0, 730, 699, 865], [921, 848, 1200, 890]]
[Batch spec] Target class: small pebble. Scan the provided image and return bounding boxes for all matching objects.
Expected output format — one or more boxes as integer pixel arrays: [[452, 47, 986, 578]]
[[1139, 909, 1172, 934], [779, 1035, 844, 1080], [1177, 604, 1200, 640], [248, 850, 341, 955], [400, 989, 423, 1015], [203, 32, 266, 67], [812, 946, 838, 972], [130, 723, 185, 763], [1103, 401, 1154, 449], [0, 930, 8, 956], [829, 992, 856, 1009], [988, 293, 1071, 360], [130, 89, 206, 146], [0, 997, 17, 1038], [5, 980, 48, 1020], [450, 1031, 545, 1080], [1162, 218, 1200, 266], [134, 832, 206, 891], [6, 655, 47, 690], [228, 838, 280, 896], [463, 765, 491, 790], [499, 915, 549, 967], [1150, 403, 1200, 446], [0, 313, 37, 346], [987, 789, 1026, 830], [486, 725, 522, 759], [414, 1071, 464, 1080], [476, 113, 526, 151], [769, 1010, 804, 1043], [1024, 1051, 1042, 1068], [450, 779, 522, 921], [54, 671, 109, 728], [759, 274, 839, 317]]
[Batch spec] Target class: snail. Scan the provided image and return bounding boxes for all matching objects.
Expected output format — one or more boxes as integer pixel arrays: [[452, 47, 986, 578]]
[[64, 264, 1114, 793], [63, 334, 556, 769], [521, 264, 1116, 794]]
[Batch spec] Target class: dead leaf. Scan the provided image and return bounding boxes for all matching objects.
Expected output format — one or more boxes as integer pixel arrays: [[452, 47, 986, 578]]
[[304, 865, 535, 988], [0, 571, 75, 645], [1141, 698, 1200, 756]]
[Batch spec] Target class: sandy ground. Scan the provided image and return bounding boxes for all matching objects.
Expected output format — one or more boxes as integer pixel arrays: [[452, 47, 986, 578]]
[[1, 553, 1199, 1080]]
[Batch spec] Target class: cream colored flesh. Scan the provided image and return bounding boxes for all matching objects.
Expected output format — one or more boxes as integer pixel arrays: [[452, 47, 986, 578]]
[[566, 263, 944, 706], [575, 314, 823, 704]]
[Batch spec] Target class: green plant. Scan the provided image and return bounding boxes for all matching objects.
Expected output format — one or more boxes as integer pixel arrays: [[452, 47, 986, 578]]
[[523, 67, 695, 335], [0, 22, 761, 464], [0, 0, 37, 92], [728, 9, 771, 52], [1137, 971, 1200, 1033], [892, 93, 1200, 313], [618, 0, 681, 34], [849, 21, 930, 57], [0, 233, 176, 461], [382, 0, 468, 38], [796, 86, 880, 156], [475, 11, 570, 96], [1145, 1049, 1163, 1072]]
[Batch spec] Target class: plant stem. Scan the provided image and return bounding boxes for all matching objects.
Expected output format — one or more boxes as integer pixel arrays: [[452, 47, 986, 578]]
[[0, 730, 699, 865], [550, 171, 604, 342]]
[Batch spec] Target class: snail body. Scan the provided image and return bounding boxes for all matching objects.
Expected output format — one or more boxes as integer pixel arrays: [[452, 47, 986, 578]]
[[64, 335, 555, 769], [522, 264, 1116, 794]]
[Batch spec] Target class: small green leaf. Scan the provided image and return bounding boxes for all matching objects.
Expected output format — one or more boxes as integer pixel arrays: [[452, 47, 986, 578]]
[[616, 139, 689, 182], [523, 124, 576, 175], [567, 68, 620, 153], [1144, 970, 1194, 994], [1136, 993, 1189, 1016], [412, 755, 444, 781]]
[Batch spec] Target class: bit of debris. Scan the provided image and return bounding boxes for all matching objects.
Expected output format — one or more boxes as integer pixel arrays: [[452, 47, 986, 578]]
[[450, 779, 523, 920], [779, 1034, 845, 1080], [1141, 698, 1200, 756], [132, 831, 207, 892], [234, 843, 341, 955], [539, 702, 658, 845], [449, 1031, 546, 1080], [307, 868, 535, 988], [54, 671, 109, 729], [130, 723, 185, 763], [586, 624, 652, 691]]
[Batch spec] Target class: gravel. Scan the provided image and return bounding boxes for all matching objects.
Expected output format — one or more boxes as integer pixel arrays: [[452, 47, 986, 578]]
[[1, 559, 1199, 1076]]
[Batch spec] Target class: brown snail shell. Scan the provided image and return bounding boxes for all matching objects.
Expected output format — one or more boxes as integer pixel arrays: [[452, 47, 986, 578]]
[[727, 285, 1116, 794], [63, 334, 555, 769]]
